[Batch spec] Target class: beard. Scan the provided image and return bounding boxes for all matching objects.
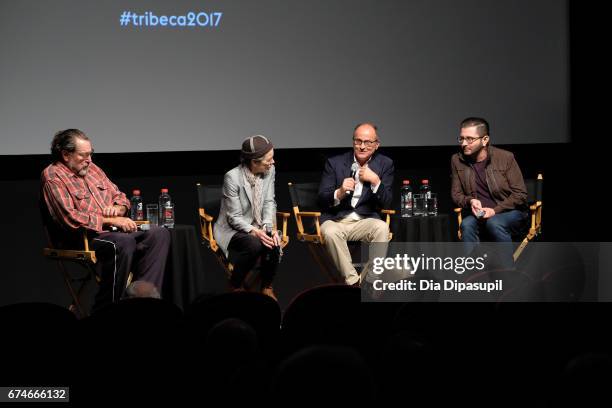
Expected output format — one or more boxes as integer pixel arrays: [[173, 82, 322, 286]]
[[464, 144, 483, 158], [75, 165, 89, 177]]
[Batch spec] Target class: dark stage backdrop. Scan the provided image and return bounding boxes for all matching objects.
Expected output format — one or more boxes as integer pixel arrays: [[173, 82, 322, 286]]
[[0, 142, 597, 309]]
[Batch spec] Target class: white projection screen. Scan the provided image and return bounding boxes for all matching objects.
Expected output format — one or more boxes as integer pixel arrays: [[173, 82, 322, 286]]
[[0, 0, 569, 154]]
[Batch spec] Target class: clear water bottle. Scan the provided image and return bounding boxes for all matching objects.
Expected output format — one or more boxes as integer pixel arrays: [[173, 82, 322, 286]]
[[158, 188, 175, 228], [420, 180, 431, 217], [130, 189, 144, 221], [428, 191, 438, 217], [400, 180, 413, 218]]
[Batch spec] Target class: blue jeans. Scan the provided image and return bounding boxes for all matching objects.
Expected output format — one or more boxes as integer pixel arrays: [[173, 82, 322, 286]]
[[461, 210, 527, 269]]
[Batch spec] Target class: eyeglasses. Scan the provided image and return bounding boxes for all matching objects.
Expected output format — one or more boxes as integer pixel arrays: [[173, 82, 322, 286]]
[[353, 139, 379, 148], [75, 151, 94, 159], [457, 136, 483, 144]]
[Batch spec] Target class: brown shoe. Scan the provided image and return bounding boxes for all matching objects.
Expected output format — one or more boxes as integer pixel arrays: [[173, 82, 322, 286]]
[[261, 286, 278, 302]]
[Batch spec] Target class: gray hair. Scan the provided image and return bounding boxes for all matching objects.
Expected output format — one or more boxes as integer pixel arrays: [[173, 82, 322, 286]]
[[51, 129, 89, 162]]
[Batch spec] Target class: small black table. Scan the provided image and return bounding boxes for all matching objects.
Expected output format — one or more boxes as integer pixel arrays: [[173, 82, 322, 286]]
[[390, 213, 453, 242], [162, 224, 206, 310]]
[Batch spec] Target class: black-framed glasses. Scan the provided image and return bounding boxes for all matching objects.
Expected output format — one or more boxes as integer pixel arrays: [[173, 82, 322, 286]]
[[353, 138, 379, 148], [457, 136, 483, 144]]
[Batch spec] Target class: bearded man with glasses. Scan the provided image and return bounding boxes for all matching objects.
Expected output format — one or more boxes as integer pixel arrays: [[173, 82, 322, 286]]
[[41, 129, 170, 311], [451, 117, 528, 268]]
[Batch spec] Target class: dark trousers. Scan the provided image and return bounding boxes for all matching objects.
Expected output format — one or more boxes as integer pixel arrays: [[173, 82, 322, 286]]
[[91, 226, 170, 309], [227, 232, 279, 289], [461, 210, 527, 268]]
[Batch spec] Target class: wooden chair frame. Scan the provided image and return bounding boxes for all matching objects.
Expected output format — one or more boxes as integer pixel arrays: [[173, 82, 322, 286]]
[[42, 221, 145, 316], [454, 173, 543, 262], [288, 181, 395, 282], [197, 183, 290, 288]]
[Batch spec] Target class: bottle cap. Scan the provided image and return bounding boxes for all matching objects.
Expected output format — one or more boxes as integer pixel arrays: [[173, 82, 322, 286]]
[[132, 189, 141, 196], [161, 188, 168, 193], [402, 180, 410, 185]]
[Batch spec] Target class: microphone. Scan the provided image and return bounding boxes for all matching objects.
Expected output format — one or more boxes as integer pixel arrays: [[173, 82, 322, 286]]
[[347, 162, 359, 197], [350, 162, 359, 178]]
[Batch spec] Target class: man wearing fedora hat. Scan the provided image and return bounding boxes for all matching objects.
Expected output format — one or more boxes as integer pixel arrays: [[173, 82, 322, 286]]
[[214, 135, 282, 300]]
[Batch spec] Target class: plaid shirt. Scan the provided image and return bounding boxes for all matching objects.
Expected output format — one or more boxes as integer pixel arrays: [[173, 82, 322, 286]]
[[41, 161, 130, 233]]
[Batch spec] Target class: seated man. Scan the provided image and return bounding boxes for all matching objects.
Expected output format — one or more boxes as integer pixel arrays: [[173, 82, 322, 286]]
[[318, 123, 394, 286], [41, 129, 170, 311], [451, 117, 528, 268]]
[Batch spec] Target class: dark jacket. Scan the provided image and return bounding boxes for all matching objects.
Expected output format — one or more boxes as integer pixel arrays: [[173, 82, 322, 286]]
[[318, 151, 394, 224], [451, 145, 527, 214]]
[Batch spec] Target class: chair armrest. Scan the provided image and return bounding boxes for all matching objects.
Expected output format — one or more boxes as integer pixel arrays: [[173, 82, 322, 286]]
[[296, 211, 322, 217], [276, 212, 290, 247], [380, 209, 395, 241], [200, 213, 214, 222], [43, 247, 97, 264], [198, 209, 219, 251], [454, 208, 463, 241], [529, 201, 543, 232], [529, 202, 542, 211], [74, 229, 91, 252], [293, 211, 323, 241]]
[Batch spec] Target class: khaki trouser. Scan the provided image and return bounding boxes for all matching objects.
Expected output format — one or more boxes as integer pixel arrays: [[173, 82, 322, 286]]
[[320, 217, 390, 285]]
